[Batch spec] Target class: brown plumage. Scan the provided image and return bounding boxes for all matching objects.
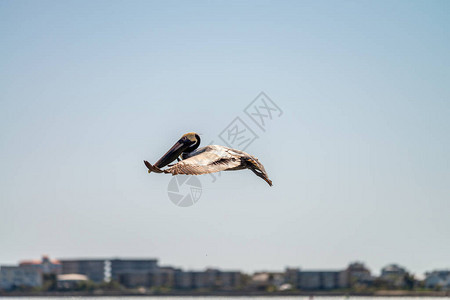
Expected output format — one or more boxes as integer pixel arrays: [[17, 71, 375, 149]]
[[144, 134, 273, 186]]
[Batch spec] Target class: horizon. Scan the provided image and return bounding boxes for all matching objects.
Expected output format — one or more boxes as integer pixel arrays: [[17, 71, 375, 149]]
[[2, 254, 446, 277]]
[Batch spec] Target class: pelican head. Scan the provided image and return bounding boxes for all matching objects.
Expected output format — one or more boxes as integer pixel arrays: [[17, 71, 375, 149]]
[[154, 132, 201, 168]]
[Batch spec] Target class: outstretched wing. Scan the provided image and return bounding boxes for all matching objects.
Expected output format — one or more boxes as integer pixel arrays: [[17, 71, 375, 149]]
[[165, 146, 243, 175]]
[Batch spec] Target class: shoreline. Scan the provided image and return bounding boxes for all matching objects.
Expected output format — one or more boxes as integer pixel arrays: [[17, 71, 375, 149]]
[[1, 290, 449, 297]]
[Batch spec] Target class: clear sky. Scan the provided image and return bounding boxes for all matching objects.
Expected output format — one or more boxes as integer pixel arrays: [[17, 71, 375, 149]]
[[0, 0, 449, 276]]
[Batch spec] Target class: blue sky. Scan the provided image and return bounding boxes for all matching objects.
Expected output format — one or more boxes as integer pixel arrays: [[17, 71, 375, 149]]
[[0, 0, 449, 275]]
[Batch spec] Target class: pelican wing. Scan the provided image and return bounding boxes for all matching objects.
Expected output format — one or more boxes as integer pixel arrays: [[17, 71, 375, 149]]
[[165, 146, 243, 175]]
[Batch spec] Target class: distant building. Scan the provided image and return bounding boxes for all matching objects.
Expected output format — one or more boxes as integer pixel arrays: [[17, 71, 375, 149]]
[[117, 272, 152, 288], [169, 269, 243, 290], [192, 271, 210, 289], [19, 255, 62, 275], [60, 258, 159, 284], [60, 259, 107, 283], [381, 264, 407, 277], [284, 268, 345, 290], [284, 263, 374, 290], [110, 258, 158, 282], [57, 274, 88, 290], [380, 264, 407, 288], [250, 272, 284, 290], [300, 271, 343, 290], [250, 272, 272, 290], [152, 266, 177, 288], [340, 262, 372, 287], [174, 270, 192, 289], [218, 271, 242, 290], [201, 269, 242, 290], [0, 266, 42, 290], [285, 268, 300, 287], [425, 270, 450, 290]]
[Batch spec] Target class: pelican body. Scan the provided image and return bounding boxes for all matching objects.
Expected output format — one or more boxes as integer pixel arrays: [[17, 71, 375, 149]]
[[144, 132, 272, 186]]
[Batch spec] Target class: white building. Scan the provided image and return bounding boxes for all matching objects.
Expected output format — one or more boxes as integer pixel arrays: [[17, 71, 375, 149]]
[[57, 274, 88, 289], [425, 270, 450, 290]]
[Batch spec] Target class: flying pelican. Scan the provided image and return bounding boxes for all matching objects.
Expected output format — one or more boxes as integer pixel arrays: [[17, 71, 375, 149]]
[[144, 132, 272, 186]]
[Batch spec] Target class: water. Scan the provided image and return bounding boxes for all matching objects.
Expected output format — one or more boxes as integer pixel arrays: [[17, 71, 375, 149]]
[[1, 297, 449, 300]]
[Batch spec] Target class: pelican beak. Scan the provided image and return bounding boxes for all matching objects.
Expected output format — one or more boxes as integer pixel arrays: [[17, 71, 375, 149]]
[[256, 171, 273, 186], [261, 175, 273, 187], [154, 136, 193, 168], [248, 159, 273, 187]]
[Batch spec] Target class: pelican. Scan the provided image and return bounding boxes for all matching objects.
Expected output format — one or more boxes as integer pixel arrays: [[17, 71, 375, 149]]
[[144, 132, 272, 186]]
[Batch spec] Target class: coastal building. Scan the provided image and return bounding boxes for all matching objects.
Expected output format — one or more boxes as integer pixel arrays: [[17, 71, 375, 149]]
[[191, 271, 210, 289], [381, 264, 407, 277], [19, 255, 62, 275], [284, 268, 345, 290], [166, 268, 243, 290], [250, 272, 284, 290], [115, 268, 175, 289], [0, 266, 42, 290], [380, 264, 407, 288], [60, 258, 159, 284], [152, 266, 177, 288], [173, 270, 213, 289], [60, 259, 107, 283], [110, 258, 158, 282], [425, 270, 450, 290], [174, 270, 193, 289], [250, 272, 271, 290], [116, 272, 152, 288], [285, 267, 300, 287], [6, 255, 447, 293], [284, 263, 374, 290], [218, 270, 242, 290], [300, 271, 341, 289], [56, 274, 88, 290], [340, 262, 372, 287]]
